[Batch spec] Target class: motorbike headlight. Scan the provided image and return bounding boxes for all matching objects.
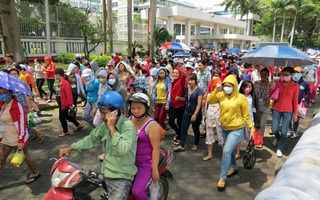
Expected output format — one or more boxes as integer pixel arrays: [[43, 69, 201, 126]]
[[51, 169, 70, 187]]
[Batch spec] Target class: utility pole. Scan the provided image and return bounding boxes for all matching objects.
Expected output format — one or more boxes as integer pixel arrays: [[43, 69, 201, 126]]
[[45, 0, 51, 56], [102, 0, 107, 55]]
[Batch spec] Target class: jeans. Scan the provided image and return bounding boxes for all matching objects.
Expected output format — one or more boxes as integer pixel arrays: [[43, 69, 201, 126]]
[[271, 110, 293, 151], [36, 78, 47, 98], [58, 103, 80, 133], [220, 128, 244, 180], [154, 103, 167, 129], [46, 78, 56, 100], [179, 111, 202, 147], [168, 105, 185, 139], [82, 101, 96, 127]]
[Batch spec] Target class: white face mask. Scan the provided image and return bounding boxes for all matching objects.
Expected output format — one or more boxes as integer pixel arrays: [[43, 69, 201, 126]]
[[283, 75, 292, 82], [293, 73, 302, 82], [273, 77, 280, 81], [223, 86, 233, 95]]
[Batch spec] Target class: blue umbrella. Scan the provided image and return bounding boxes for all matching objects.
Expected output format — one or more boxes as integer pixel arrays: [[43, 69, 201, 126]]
[[226, 48, 241, 54], [0, 71, 33, 96], [307, 48, 316, 55], [241, 45, 314, 66], [173, 52, 191, 57]]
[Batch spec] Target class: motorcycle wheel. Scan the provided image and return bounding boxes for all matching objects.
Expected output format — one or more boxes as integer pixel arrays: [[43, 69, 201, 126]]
[[158, 174, 169, 200]]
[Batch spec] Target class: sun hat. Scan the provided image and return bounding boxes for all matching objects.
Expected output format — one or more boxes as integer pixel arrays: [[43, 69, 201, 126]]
[[150, 68, 159, 76], [130, 76, 149, 91], [294, 66, 303, 72], [66, 63, 76, 76], [81, 68, 92, 77]]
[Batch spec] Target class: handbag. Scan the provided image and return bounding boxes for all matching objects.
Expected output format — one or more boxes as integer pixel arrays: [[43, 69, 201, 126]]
[[298, 102, 307, 119], [254, 129, 263, 146], [243, 140, 256, 170], [270, 87, 279, 101], [69, 107, 77, 118]]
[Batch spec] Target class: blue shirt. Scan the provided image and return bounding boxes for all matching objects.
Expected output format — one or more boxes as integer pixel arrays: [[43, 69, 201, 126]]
[[84, 78, 100, 102], [185, 87, 204, 115]]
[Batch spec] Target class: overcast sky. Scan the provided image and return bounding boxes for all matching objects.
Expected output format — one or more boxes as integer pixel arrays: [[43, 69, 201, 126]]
[[181, 0, 222, 7]]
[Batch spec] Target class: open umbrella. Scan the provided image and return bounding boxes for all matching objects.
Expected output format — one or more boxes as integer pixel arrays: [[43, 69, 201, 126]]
[[0, 71, 33, 96], [226, 48, 241, 54], [241, 45, 314, 66], [173, 52, 191, 57], [160, 42, 191, 51]]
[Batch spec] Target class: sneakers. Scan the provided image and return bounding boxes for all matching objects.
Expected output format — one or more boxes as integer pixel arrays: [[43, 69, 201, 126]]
[[272, 139, 278, 147], [291, 132, 299, 138], [276, 150, 283, 158], [46, 99, 52, 103], [286, 131, 293, 138]]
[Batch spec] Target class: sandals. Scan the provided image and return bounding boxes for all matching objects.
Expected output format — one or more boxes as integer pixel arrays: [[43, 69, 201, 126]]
[[58, 132, 69, 137], [202, 156, 213, 161], [25, 172, 41, 184], [217, 179, 226, 191], [76, 124, 84, 131], [38, 135, 45, 144], [173, 146, 186, 152], [191, 145, 198, 151], [227, 168, 238, 177]]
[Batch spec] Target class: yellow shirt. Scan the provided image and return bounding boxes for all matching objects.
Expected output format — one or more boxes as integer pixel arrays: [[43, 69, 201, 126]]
[[19, 73, 27, 83], [155, 79, 166, 104]]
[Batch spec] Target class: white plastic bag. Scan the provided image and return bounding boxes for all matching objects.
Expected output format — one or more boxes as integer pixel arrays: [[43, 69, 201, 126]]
[[149, 181, 159, 200]]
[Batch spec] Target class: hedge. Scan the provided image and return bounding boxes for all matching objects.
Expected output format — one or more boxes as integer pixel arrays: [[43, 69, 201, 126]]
[[53, 53, 113, 68]]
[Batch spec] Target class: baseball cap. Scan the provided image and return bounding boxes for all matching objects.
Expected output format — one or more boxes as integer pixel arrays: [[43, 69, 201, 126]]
[[294, 66, 303, 72], [66, 63, 76, 76]]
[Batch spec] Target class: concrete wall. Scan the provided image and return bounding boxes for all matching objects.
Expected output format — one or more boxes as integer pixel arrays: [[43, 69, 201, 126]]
[[255, 109, 320, 200]]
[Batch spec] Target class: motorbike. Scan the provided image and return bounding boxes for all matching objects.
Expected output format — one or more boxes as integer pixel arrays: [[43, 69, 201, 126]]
[[44, 146, 174, 200]]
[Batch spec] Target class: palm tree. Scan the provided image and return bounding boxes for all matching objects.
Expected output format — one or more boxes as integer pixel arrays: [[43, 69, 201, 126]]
[[154, 27, 172, 47], [220, 0, 239, 19], [277, 0, 290, 42]]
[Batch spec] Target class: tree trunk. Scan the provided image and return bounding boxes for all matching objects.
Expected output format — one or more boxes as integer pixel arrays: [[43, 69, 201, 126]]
[[280, 11, 285, 42], [149, 0, 156, 57], [272, 13, 277, 42], [127, 0, 133, 57], [0, 0, 25, 62], [102, 0, 107, 55], [290, 10, 297, 47], [107, 0, 113, 54], [245, 13, 249, 36]]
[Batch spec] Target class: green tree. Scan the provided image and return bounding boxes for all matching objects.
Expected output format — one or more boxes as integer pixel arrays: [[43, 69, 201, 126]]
[[154, 27, 172, 47], [220, 0, 239, 19]]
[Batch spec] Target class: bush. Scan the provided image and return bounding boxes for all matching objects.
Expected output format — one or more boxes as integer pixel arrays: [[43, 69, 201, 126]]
[[53, 53, 112, 68]]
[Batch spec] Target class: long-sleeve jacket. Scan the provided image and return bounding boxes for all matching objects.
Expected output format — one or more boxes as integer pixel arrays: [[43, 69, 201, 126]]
[[269, 80, 299, 115], [207, 75, 254, 132], [0, 98, 28, 145], [71, 115, 138, 180], [60, 78, 74, 110]]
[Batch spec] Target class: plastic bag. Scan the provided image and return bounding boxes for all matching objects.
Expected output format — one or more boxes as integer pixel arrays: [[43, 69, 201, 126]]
[[28, 112, 37, 127], [254, 129, 264, 146], [270, 87, 279, 101], [298, 102, 307, 119], [149, 181, 159, 200], [32, 112, 41, 124], [11, 150, 25, 167]]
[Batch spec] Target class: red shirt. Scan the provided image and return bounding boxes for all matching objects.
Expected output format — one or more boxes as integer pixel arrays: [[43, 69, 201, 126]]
[[269, 80, 299, 115], [60, 78, 74, 110]]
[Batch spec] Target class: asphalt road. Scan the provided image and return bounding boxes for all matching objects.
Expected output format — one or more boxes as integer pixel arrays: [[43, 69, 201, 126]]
[[0, 96, 319, 200]]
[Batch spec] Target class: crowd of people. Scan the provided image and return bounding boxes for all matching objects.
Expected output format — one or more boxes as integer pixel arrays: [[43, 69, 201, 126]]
[[0, 49, 319, 197]]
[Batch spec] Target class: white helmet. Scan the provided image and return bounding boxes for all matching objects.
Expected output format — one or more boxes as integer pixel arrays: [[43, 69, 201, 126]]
[[128, 93, 150, 107]]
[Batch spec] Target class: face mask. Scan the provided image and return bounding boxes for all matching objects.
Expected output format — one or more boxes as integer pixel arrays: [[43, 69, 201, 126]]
[[136, 89, 143, 93], [273, 77, 280, 81], [84, 77, 91, 82], [0, 93, 12, 102], [108, 79, 116, 85], [244, 88, 252, 94], [293, 73, 302, 82], [223, 87, 233, 95], [283, 75, 292, 82]]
